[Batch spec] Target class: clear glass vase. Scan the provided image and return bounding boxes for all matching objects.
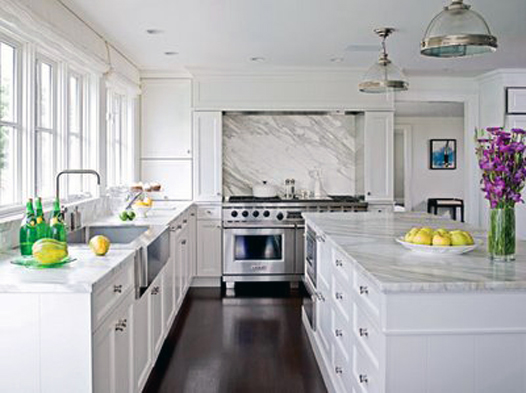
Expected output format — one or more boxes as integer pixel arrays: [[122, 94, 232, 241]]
[[488, 207, 516, 262]]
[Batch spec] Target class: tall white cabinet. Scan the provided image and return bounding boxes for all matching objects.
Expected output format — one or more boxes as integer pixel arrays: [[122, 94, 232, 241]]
[[193, 111, 223, 202], [363, 111, 394, 205], [140, 79, 193, 199]]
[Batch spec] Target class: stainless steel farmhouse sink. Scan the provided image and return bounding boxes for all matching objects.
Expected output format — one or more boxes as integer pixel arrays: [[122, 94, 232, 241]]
[[67, 225, 149, 245]]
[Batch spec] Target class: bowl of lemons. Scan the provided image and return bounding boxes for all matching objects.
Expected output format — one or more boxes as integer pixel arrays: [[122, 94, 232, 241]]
[[396, 227, 481, 255]]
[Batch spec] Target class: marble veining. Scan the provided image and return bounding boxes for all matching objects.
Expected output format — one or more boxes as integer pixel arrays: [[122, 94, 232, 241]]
[[223, 114, 362, 196], [304, 212, 526, 293]]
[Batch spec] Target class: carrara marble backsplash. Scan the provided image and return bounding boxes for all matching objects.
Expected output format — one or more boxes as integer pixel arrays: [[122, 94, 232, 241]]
[[223, 113, 362, 196]]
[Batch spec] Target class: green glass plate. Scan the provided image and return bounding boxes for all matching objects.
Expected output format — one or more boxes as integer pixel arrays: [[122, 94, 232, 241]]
[[11, 256, 76, 269]]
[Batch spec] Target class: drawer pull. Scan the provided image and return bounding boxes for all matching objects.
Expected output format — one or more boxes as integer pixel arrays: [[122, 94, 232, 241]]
[[115, 319, 127, 332], [335, 329, 343, 337], [359, 374, 368, 384], [359, 328, 369, 337], [335, 259, 343, 267], [181, 239, 187, 245], [335, 366, 343, 375], [359, 285, 369, 295], [183, 219, 188, 224], [113, 284, 123, 293], [151, 286, 160, 295], [335, 292, 343, 300]]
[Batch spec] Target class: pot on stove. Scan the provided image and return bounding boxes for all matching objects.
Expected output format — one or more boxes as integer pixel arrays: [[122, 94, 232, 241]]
[[252, 181, 278, 198]]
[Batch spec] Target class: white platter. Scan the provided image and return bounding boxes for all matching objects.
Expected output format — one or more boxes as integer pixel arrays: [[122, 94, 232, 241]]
[[395, 237, 482, 255]]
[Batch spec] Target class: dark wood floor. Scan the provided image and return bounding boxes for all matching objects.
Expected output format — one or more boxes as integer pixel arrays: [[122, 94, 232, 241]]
[[143, 283, 328, 393]]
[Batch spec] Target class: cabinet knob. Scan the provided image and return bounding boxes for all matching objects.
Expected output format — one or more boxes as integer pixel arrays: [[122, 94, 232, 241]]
[[359, 285, 369, 295], [335, 259, 343, 267], [115, 319, 127, 332], [181, 240, 187, 245], [113, 284, 123, 293], [216, 192, 221, 196], [335, 367, 343, 375], [359, 328, 368, 337], [190, 213, 195, 216], [183, 219, 188, 224], [335, 329, 343, 337], [151, 286, 160, 295], [359, 374, 368, 384], [367, 192, 371, 196], [216, 225, 222, 229], [187, 149, 191, 154], [335, 292, 343, 300]]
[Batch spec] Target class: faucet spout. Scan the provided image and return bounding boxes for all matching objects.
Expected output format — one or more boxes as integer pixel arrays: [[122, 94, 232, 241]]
[[55, 169, 102, 201]]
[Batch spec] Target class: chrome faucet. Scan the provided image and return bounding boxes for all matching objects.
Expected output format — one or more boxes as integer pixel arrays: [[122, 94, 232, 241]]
[[55, 169, 101, 201]]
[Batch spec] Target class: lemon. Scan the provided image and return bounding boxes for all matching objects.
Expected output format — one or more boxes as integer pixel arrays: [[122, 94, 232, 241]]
[[413, 231, 432, 245], [89, 235, 111, 256], [432, 234, 451, 246]]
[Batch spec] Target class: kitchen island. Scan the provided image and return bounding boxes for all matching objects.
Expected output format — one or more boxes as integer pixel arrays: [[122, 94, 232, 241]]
[[303, 212, 526, 393], [0, 202, 194, 393]]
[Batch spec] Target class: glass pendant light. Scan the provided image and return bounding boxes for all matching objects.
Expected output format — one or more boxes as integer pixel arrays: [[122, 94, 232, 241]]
[[359, 28, 408, 94], [421, 0, 497, 57]]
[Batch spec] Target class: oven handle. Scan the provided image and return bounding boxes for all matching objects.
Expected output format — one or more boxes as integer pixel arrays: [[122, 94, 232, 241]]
[[223, 224, 297, 229]]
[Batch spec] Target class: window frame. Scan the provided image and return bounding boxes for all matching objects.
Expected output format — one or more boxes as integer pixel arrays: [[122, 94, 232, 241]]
[[0, 33, 23, 209], [34, 53, 58, 200]]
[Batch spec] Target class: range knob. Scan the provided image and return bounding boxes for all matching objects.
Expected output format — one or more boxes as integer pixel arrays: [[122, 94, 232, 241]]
[[253, 211, 260, 218], [276, 212, 284, 221], [231, 211, 238, 218], [263, 210, 270, 217], [242, 210, 249, 218]]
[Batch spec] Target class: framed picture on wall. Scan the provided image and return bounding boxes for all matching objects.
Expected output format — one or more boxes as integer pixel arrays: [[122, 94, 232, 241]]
[[429, 139, 456, 170]]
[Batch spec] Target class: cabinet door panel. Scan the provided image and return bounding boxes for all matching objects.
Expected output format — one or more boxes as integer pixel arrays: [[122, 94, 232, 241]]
[[141, 159, 192, 200], [163, 258, 176, 329], [193, 111, 222, 201], [141, 79, 192, 159], [133, 292, 151, 392], [196, 220, 222, 277], [364, 112, 394, 202], [93, 322, 113, 393], [151, 276, 164, 357], [114, 303, 133, 393]]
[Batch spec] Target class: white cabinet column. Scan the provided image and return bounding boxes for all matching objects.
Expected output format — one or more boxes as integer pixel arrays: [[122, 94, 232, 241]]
[[193, 111, 223, 201], [364, 111, 394, 204]]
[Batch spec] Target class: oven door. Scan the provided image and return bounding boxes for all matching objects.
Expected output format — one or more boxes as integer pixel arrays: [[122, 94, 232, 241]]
[[224, 227, 295, 275]]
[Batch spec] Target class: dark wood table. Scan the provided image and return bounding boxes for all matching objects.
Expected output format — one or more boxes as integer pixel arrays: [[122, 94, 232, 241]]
[[427, 198, 464, 222]]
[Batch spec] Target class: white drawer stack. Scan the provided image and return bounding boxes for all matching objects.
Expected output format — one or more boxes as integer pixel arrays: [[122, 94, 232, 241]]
[[312, 234, 386, 393]]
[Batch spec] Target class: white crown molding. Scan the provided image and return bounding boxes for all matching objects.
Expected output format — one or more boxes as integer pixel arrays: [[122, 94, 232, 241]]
[[186, 65, 368, 78], [140, 68, 193, 79], [477, 69, 526, 84]]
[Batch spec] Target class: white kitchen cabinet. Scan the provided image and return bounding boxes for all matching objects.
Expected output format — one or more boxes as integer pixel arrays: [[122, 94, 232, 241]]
[[150, 274, 164, 358], [193, 111, 223, 201], [196, 219, 222, 277], [141, 79, 192, 159], [364, 111, 394, 203], [188, 206, 197, 279], [93, 291, 134, 393], [133, 288, 152, 393], [141, 159, 192, 200], [162, 256, 176, 331]]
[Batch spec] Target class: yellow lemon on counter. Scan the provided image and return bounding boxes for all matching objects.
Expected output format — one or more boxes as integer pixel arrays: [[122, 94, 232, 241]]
[[432, 234, 452, 246], [32, 239, 68, 264], [89, 235, 111, 256], [462, 231, 475, 245], [404, 227, 420, 243], [451, 232, 470, 246], [413, 231, 432, 245]]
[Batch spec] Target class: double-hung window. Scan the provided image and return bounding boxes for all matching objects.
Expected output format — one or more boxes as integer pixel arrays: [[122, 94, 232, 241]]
[[67, 72, 84, 196], [35, 56, 57, 199], [0, 39, 20, 207], [107, 91, 133, 186]]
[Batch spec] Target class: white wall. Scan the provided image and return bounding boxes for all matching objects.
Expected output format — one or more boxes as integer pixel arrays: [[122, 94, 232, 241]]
[[396, 116, 465, 213]]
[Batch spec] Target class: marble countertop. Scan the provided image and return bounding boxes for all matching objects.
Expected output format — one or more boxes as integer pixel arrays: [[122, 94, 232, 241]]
[[303, 212, 526, 294], [0, 202, 192, 293]]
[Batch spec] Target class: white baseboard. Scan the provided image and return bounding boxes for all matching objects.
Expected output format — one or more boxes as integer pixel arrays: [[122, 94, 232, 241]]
[[191, 277, 221, 287]]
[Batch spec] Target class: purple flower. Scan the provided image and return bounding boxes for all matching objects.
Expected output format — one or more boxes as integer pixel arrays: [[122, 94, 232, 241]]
[[512, 128, 526, 135]]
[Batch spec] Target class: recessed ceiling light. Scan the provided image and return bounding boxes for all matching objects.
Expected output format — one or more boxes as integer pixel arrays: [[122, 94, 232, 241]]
[[146, 29, 164, 35], [164, 51, 179, 56], [250, 57, 266, 63], [330, 57, 344, 63]]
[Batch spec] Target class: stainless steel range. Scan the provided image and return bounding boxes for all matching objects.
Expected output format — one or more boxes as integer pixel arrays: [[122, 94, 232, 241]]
[[222, 196, 367, 290]]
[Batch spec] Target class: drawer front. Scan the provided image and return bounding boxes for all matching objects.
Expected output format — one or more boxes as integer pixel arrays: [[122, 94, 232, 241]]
[[353, 304, 384, 367], [332, 247, 353, 285], [332, 336, 353, 392], [352, 344, 382, 393], [353, 270, 382, 323], [92, 258, 134, 330], [332, 306, 352, 361], [317, 295, 333, 360], [332, 275, 352, 322], [197, 205, 222, 220]]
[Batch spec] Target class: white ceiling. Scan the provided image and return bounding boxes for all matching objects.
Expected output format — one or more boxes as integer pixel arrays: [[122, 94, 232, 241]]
[[61, 0, 526, 75]]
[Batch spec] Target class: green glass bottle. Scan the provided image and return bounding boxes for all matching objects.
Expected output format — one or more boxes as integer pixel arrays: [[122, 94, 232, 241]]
[[49, 198, 67, 242], [20, 198, 38, 256], [35, 197, 50, 240]]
